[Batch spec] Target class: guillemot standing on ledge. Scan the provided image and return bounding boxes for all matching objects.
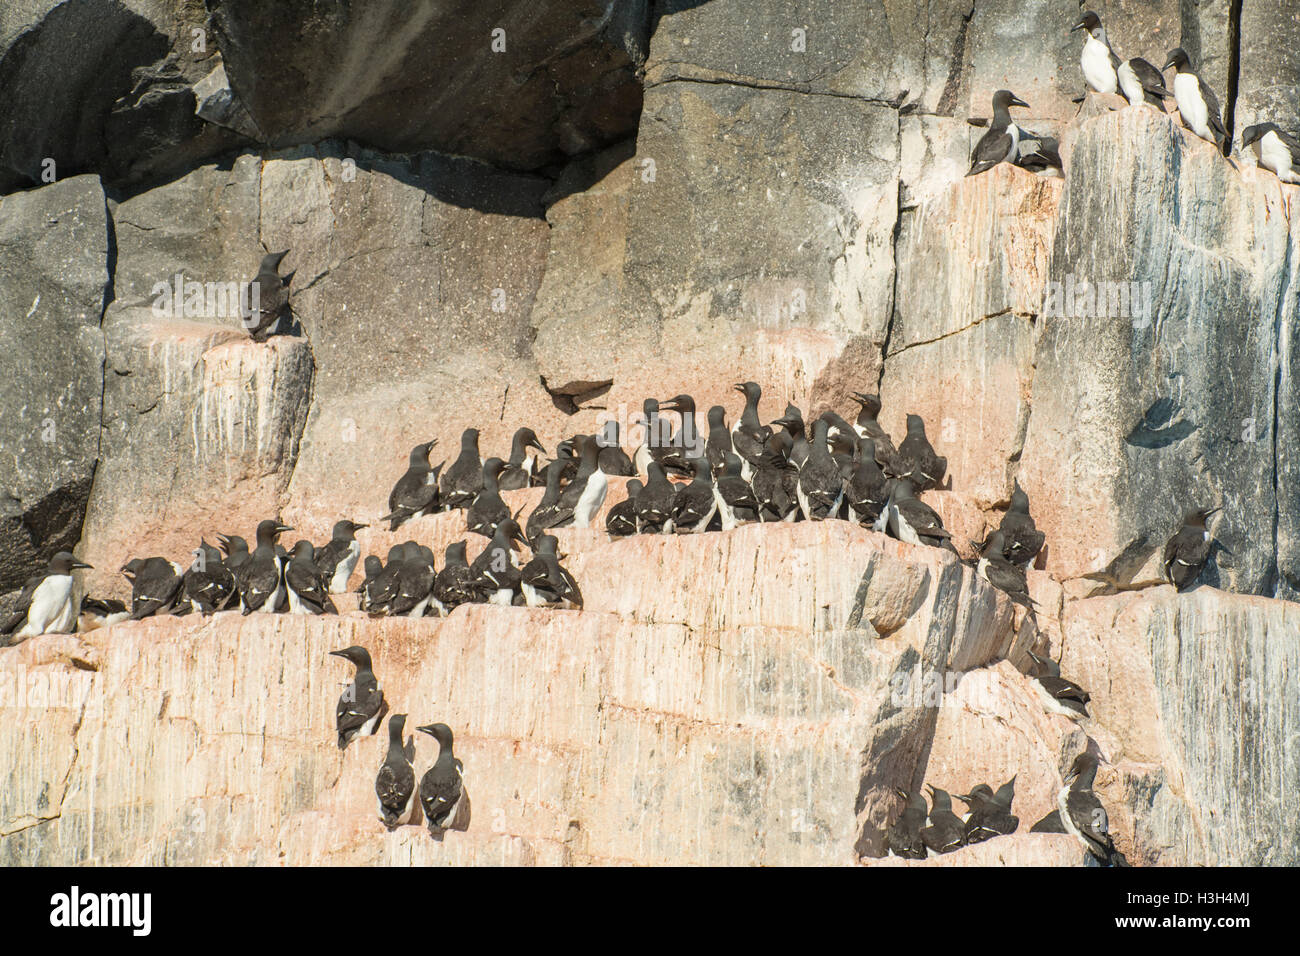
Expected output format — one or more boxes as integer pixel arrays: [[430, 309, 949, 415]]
[[595, 420, 635, 477], [1163, 506, 1220, 590], [383, 441, 440, 530], [499, 427, 547, 491], [315, 519, 368, 594], [433, 541, 476, 614], [886, 790, 929, 860], [440, 428, 484, 511], [417, 722, 464, 833], [967, 90, 1031, 177], [182, 539, 236, 614], [1164, 48, 1229, 154], [285, 541, 338, 615], [1241, 123, 1300, 184], [375, 714, 416, 830], [994, 480, 1045, 567], [329, 645, 389, 750], [670, 457, 718, 533], [1072, 11, 1120, 96], [635, 461, 677, 534], [1059, 752, 1129, 866], [240, 520, 292, 614], [1, 552, 91, 643], [1118, 57, 1171, 109], [1027, 650, 1091, 720], [730, 382, 771, 479], [122, 556, 184, 620], [244, 250, 293, 342], [467, 458, 510, 538], [605, 479, 643, 536], [796, 418, 844, 520], [920, 786, 966, 855]]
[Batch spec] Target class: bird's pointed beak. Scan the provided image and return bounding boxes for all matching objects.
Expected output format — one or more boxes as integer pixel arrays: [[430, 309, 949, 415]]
[[1071, 19, 1087, 33], [73, 561, 93, 570], [1011, 95, 1030, 110], [531, 439, 547, 455], [354, 523, 369, 531], [1162, 57, 1176, 71], [733, 384, 745, 393], [276, 524, 293, 533], [327, 649, 347, 658]]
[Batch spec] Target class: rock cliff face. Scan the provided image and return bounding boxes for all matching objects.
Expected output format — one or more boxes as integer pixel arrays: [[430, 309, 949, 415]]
[[2, 1, 1298, 866]]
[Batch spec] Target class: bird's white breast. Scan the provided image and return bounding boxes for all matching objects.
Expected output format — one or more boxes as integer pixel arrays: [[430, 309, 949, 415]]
[[1174, 73, 1211, 139], [1081, 36, 1118, 93], [1260, 131, 1298, 182]]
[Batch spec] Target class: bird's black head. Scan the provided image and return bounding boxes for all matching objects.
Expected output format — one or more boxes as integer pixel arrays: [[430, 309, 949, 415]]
[[120, 558, 144, 578], [444, 540, 468, 565], [1186, 506, 1220, 527], [482, 457, 507, 479], [362, 555, 383, 576], [333, 519, 367, 540], [1065, 751, 1100, 783], [905, 413, 927, 436], [409, 441, 436, 465], [733, 381, 761, 400], [329, 645, 373, 669], [416, 722, 454, 749], [707, 405, 726, 426], [534, 534, 559, 556], [980, 530, 1007, 557], [216, 534, 248, 556], [659, 393, 696, 414], [1239, 124, 1271, 148], [256, 519, 292, 543], [1072, 11, 1102, 35], [850, 391, 882, 417], [258, 250, 289, 275], [992, 89, 1030, 111], [388, 713, 407, 739], [593, 419, 617, 448], [385, 543, 407, 564], [290, 540, 314, 559], [50, 552, 92, 574], [1163, 47, 1190, 72], [460, 427, 480, 448], [496, 518, 527, 550]]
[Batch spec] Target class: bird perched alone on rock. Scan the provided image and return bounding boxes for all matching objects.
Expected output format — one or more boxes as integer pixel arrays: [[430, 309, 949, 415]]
[[417, 722, 464, 834], [605, 479, 643, 536], [243, 250, 293, 342], [957, 778, 1019, 844], [375, 714, 416, 831], [440, 428, 484, 511], [329, 645, 389, 750], [1, 552, 91, 643], [122, 556, 185, 620], [968, 90, 1031, 176], [1072, 11, 1120, 96], [993, 480, 1045, 567], [1059, 752, 1129, 866], [887, 790, 929, 860], [1163, 506, 1220, 591], [499, 427, 547, 491], [285, 541, 338, 615], [1164, 48, 1229, 154], [1027, 650, 1091, 720], [315, 519, 368, 594], [1241, 123, 1300, 184], [920, 786, 967, 855], [383, 441, 440, 531]]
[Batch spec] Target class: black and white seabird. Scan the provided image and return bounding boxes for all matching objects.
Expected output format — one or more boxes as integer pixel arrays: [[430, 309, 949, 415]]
[[976, 532, 1036, 610], [499, 427, 547, 491], [433, 541, 476, 614], [1027, 650, 1091, 720], [244, 250, 293, 342], [121, 556, 185, 620], [845, 438, 890, 526], [713, 453, 760, 531], [78, 596, 129, 632], [285, 541, 338, 615], [467, 458, 511, 539], [526, 458, 570, 543], [383, 441, 441, 530], [634, 399, 689, 477], [239, 519, 292, 614], [659, 393, 705, 463], [1163, 506, 1219, 591], [1072, 11, 1121, 96], [957, 777, 1019, 844], [556, 435, 608, 530], [730, 382, 772, 479], [772, 404, 810, 469], [364, 545, 406, 615], [967, 90, 1031, 177], [375, 714, 417, 830], [389, 544, 436, 617], [329, 645, 389, 750], [356, 555, 383, 611], [875, 478, 953, 550], [605, 479, 643, 536], [1, 552, 91, 643], [416, 722, 465, 833], [520, 534, 583, 608], [440, 428, 484, 511], [1164, 48, 1228, 153], [670, 457, 718, 533], [1118, 57, 1171, 109], [797, 418, 845, 520], [892, 414, 946, 491], [1241, 123, 1300, 184], [1015, 130, 1065, 177], [468, 518, 528, 605], [595, 420, 635, 477], [315, 519, 368, 594], [182, 539, 237, 614], [1059, 752, 1129, 866], [886, 790, 929, 860], [216, 533, 250, 574], [635, 461, 677, 534], [849, 392, 896, 464], [751, 432, 798, 523], [995, 480, 1045, 567], [920, 786, 967, 855], [704, 405, 733, 476]]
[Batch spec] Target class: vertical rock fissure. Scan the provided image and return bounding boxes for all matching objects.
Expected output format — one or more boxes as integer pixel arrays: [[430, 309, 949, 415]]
[[877, 179, 907, 391], [1266, 224, 1292, 595], [1224, 0, 1243, 154]]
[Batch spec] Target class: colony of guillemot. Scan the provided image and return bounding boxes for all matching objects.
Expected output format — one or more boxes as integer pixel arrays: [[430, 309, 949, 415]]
[[887, 776, 1020, 859]]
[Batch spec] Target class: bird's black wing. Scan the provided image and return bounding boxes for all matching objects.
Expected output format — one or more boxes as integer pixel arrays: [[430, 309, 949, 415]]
[[968, 127, 1014, 176]]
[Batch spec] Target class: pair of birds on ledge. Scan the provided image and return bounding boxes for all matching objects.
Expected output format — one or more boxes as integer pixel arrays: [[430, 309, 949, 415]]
[[329, 645, 464, 836], [968, 11, 1300, 186], [887, 751, 1127, 866]]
